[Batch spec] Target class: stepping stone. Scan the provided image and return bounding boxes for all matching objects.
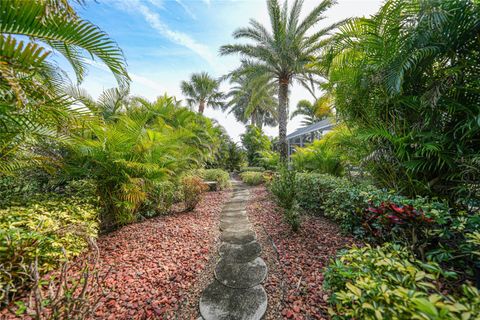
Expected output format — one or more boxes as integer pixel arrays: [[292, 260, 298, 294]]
[[219, 216, 249, 224], [220, 229, 256, 244], [219, 241, 262, 263], [223, 203, 246, 211], [199, 281, 267, 320], [215, 257, 267, 288], [219, 220, 251, 231], [221, 211, 247, 219]]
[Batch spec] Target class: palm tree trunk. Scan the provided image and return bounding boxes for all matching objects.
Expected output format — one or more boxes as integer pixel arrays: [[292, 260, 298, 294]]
[[199, 100, 205, 114], [278, 78, 289, 161]]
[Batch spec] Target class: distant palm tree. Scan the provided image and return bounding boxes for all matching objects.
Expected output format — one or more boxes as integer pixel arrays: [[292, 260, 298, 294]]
[[220, 0, 342, 160], [180, 72, 224, 114], [291, 94, 333, 126], [224, 74, 277, 129]]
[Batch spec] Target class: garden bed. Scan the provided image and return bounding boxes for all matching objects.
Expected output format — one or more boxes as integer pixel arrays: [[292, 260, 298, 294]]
[[246, 186, 356, 319], [1, 190, 230, 320]]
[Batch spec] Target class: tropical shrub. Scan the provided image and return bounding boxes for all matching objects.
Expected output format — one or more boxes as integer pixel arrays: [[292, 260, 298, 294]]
[[270, 167, 297, 210], [258, 150, 280, 171], [239, 171, 264, 186], [181, 176, 208, 211], [65, 96, 219, 229], [142, 181, 176, 217], [0, 194, 98, 307], [196, 169, 231, 190], [292, 139, 343, 176], [206, 131, 246, 172], [324, 0, 480, 200], [240, 125, 271, 166], [324, 243, 480, 320]]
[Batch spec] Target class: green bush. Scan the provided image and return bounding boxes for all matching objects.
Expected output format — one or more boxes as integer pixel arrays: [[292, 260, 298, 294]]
[[324, 243, 480, 320], [240, 166, 265, 173], [181, 176, 208, 211], [0, 194, 99, 307], [270, 167, 297, 210], [196, 169, 231, 190], [239, 171, 264, 186], [142, 181, 176, 217]]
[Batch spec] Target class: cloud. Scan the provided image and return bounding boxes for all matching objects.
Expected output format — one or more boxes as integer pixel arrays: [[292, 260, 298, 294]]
[[175, 0, 197, 20], [115, 0, 216, 67]]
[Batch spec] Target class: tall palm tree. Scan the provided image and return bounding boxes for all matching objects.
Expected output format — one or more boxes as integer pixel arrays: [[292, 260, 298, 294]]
[[180, 72, 224, 114], [224, 73, 277, 129], [220, 0, 342, 160]]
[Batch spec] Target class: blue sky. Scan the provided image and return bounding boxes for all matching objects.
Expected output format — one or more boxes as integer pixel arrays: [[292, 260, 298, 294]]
[[62, 0, 383, 141]]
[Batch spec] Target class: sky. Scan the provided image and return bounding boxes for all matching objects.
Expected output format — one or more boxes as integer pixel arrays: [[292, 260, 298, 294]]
[[61, 0, 383, 141]]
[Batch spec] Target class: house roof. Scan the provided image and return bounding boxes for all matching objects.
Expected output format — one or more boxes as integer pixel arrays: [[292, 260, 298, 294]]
[[286, 118, 334, 140]]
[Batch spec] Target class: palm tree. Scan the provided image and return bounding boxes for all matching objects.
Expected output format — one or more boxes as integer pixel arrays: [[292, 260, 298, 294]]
[[224, 73, 277, 129], [0, 0, 129, 173], [220, 0, 342, 160], [291, 94, 333, 126], [180, 72, 224, 114]]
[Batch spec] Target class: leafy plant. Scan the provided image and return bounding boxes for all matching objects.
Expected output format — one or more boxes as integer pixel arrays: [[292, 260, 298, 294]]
[[241, 125, 272, 166], [196, 169, 231, 190], [0, 194, 98, 307], [324, 243, 480, 320], [323, 0, 480, 200], [142, 181, 176, 218], [181, 176, 208, 211], [239, 171, 264, 186]]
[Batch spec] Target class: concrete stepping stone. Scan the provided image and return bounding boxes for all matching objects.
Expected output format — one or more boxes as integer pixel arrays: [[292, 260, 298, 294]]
[[199, 281, 267, 320], [221, 211, 247, 219], [219, 241, 262, 263], [219, 221, 251, 232], [215, 257, 267, 288], [220, 229, 256, 244]]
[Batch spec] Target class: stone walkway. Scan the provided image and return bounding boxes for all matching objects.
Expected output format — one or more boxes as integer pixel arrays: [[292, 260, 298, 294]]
[[199, 181, 268, 320]]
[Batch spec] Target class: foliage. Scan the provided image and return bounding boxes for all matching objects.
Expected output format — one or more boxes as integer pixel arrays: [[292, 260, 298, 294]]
[[220, 0, 343, 160], [291, 95, 333, 126], [181, 176, 208, 211], [0, 194, 98, 307], [241, 125, 271, 166], [223, 72, 277, 129], [291, 125, 367, 176], [180, 72, 224, 114], [64, 95, 220, 229], [239, 171, 264, 186], [270, 167, 297, 210], [142, 181, 176, 218], [258, 150, 280, 171], [324, 243, 480, 320], [0, 0, 129, 174], [323, 0, 480, 200], [294, 172, 480, 278], [196, 169, 231, 190], [206, 129, 246, 172]]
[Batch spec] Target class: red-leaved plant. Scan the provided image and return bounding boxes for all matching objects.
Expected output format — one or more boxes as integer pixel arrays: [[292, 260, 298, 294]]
[[362, 202, 434, 259]]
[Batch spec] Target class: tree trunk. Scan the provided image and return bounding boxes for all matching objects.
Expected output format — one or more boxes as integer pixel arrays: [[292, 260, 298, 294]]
[[198, 100, 205, 114], [278, 78, 289, 161]]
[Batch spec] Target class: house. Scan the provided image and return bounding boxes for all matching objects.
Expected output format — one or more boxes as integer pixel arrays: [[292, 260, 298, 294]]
[[286, 118, 335, 156]]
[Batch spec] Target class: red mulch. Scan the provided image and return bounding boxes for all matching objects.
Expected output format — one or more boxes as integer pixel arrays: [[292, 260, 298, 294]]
[[1, 190, 230, 320], [246, 186, 356, 320]]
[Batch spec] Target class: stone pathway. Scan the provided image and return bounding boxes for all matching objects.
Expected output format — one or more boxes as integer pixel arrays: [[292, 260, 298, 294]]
[[199, 181, 268, 320]]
